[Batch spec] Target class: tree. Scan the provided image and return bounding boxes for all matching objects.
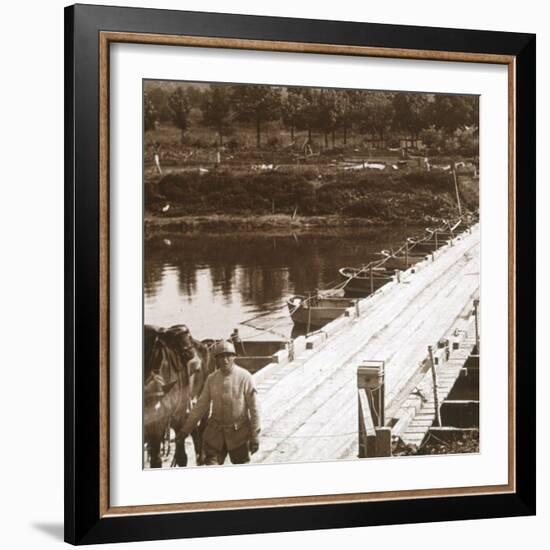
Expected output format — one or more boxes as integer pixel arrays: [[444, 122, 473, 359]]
[[201, 85, 232, 145], [231, 85, 281, 147], [464, 95, 479, 131], [168, 87, 191, 144], [358, 92, 394, 143], [146, 86, 171, 122], [366, 92, 394, 141], [282, 88, 309, 142], [314, 89, 340, 148], [185, 85, 205, 109], [428, 95, 479, 134], [144, 92, 158, 132], [392, 93, 431, 142], [354, 91, 375, 141], [335, 89, 358, 145], [292, 88, 320, 144]]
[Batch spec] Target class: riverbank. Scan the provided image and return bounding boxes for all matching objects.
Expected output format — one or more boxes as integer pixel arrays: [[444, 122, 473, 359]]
[[144, 213, 415, 236], [144, 168, 478, 235]]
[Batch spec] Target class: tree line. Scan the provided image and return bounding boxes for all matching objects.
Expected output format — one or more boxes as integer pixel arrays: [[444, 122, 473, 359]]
[[144, 83, 478, 149]]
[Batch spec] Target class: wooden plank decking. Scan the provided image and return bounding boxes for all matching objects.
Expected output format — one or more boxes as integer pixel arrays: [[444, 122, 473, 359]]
[[395, 322, 478, 448], [252, 226, 480, 464]]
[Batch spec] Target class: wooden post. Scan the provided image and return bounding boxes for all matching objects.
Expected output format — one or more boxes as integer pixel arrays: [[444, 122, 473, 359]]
[[357, 361, 388, 458], [374, 427, 392, 457], [231, 329, 242, 355], [428, 345, 442, 427], [370, 265, 374, 294], [358, 392, 366, 458], [288, 339, 294, 362], [452, 164, 463, 217], [395, 269, 400, 283], [357, 361, 385, 427], [473, 299, 480, 352], [405, 241, 409, 267], [306, 292, 312, 335], [358, 389, 376, 458], [435, 230, 439, 249]]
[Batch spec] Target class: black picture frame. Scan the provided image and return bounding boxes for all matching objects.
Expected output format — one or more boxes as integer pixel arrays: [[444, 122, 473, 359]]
[[65, 3, 536, 545]]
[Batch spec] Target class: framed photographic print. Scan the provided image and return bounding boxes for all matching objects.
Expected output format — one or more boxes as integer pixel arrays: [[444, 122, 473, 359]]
[[64, 3, 536, 545]]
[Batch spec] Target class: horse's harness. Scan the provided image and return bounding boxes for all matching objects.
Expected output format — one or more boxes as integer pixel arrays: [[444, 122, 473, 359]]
[[145, 327, 203, 425]]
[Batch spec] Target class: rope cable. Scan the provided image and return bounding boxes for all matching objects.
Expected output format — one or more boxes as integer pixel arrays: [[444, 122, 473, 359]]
[[235, 218, 467, 339]]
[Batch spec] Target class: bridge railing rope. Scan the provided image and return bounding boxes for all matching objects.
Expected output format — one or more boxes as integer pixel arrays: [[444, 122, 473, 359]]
[[238, 217, 471, 340]]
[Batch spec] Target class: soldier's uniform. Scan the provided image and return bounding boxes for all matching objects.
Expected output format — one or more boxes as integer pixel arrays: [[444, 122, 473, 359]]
[[181, 344, 260, 465]]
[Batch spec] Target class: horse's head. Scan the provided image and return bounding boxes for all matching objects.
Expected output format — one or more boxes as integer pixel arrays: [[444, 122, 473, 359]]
[[166, 324, 194, 360], [143, 325, 214, 427], [146, 325, 195, 392]]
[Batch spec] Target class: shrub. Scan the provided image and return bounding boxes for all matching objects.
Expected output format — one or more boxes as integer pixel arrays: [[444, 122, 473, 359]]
[[342, 198, 389, 218], [191, 137, 209, 148], [266, 136, 280, 148], [150, 168, 478, 220], [226, 138, 241, 150]]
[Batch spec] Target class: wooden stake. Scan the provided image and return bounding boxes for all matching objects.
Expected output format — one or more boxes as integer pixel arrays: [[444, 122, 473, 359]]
[[473, 299, 480, 352], [306, 293, 312, 335], [452, 164, 463, 217], [370, 266, 374, 294], [428, 345, 442, 427]]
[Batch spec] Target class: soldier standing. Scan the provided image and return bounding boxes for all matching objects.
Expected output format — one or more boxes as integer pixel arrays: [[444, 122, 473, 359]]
[[178, 340, 261, 465]]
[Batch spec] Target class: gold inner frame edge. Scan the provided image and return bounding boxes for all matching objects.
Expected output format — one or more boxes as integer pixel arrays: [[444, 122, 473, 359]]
[[98, 31, 516, 518]]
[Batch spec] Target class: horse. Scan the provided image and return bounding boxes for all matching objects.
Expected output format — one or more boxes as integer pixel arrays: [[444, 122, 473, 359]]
[[144, 324, 215, 468]]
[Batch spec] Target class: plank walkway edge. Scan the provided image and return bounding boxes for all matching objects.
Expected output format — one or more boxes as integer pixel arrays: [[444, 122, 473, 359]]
[[396, 319, 478, 448]]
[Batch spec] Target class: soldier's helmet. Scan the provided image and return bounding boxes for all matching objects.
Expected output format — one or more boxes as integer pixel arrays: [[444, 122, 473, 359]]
[[214, 340, 237, 357]]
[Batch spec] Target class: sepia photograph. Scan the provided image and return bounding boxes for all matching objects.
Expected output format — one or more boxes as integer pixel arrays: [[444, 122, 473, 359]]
[[60, 3, 536, 544], [142, 80, 480, 469]]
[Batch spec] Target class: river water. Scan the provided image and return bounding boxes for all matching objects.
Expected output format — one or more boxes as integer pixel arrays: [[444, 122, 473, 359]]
[[144, 226, 419, 341]]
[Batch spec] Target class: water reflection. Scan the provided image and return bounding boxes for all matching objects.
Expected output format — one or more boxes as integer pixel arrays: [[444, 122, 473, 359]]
[[144, 228, 416, 341]]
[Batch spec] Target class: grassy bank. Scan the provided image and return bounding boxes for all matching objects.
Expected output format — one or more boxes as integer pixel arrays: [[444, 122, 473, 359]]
[[145, 168, 478, 232], [144, 213, 394, 236]]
